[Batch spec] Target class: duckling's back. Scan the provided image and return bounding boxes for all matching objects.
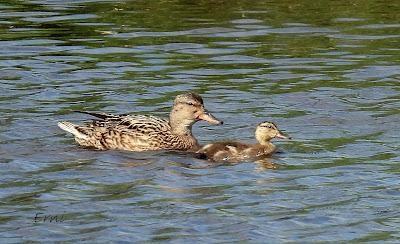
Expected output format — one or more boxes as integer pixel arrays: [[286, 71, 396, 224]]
[[196, 140, 277, 163], [196, 141, 250, 162]]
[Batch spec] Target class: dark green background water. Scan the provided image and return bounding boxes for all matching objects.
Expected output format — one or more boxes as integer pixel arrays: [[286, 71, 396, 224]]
[[1, 0, 399, 242]]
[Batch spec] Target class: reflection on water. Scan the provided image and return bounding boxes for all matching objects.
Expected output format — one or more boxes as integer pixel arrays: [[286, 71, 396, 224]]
[[1, 0, 400, 242]]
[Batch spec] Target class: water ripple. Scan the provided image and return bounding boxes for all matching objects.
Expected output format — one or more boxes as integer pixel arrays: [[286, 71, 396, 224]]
[[1, 0, 400, 243]]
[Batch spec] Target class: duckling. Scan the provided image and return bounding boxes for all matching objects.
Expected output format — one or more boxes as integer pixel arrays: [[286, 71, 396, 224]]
[[58, 92, 223, 152], [196, 121, 289, 163]]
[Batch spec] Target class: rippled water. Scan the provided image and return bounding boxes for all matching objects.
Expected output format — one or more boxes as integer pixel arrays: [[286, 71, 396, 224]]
[[1, 0, 400, 242]]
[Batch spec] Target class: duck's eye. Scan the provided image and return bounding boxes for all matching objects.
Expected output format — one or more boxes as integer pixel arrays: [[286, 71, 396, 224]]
[[187, 102, 195, 106]]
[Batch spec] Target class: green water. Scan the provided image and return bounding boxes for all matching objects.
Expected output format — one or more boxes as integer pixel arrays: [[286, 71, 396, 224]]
[[1, 0, 399, 242]]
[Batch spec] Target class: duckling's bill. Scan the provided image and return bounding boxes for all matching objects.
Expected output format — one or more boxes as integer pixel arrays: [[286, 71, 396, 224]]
[[275, 131, 290, 139]]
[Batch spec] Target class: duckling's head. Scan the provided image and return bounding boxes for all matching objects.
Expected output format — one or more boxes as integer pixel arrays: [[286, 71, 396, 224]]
[[170, 93, 223, 133], [255, 121, 289, 145]]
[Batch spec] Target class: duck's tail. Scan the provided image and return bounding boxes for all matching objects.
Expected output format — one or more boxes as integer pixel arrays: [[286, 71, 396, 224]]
[[58, 121, 88, 140]]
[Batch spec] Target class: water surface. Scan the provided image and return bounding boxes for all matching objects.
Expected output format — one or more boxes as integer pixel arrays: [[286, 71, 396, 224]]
[[1, 0, 400, 242]]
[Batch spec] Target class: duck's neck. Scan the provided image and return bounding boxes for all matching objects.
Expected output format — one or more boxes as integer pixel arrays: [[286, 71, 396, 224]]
[[256, 133, 273, 146], [256, 136, 276, 152], [170, 121, 194, 136], [169, 111, 194, 137], [255, 141, 276, 155], [259, 140, 273, 146]]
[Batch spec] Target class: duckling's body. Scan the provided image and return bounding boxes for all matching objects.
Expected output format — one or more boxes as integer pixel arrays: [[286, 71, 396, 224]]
[[196, 121, 288, 163], [58, 93, 222, 152]]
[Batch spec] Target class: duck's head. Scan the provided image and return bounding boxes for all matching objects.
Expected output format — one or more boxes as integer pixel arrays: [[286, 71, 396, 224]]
[[170, 93, 223, 133], [255, 121, 290, 145]]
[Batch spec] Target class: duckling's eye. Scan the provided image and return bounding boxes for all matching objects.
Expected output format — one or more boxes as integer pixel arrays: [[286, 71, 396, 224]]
[[187, 102, 195, 106], [262, 125, 272, 128]]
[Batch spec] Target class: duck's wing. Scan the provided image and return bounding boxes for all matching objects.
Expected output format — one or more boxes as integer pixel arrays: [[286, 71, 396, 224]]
[[196, 141, 245, 156], [60, 113, 173, 151], [221, 141, 248, 149], [75, 111, 170, 131], [74, 110, 129, 120], [113, 115, 171, 132]]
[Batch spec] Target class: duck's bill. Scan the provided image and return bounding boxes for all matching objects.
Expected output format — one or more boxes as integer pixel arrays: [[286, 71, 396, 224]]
[[197, 112, 223, 125], [275, 131, 291, 139]]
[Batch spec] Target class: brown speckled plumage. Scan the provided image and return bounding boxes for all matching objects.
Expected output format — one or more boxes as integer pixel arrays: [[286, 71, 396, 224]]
[[196, 121, 289, 163], [58, 93, 222, 152]]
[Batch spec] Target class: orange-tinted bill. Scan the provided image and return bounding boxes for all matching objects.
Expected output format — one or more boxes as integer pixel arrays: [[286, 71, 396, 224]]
[[197, 111, 223, 125]]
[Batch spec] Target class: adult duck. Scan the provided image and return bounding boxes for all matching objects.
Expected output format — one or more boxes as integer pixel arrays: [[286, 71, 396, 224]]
[[58, 92, 223, 151]]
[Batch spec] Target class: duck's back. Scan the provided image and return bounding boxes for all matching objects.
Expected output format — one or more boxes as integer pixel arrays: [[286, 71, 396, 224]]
[[196, 141, 250, 162], [196, 141, 276, 163], [59, 112, 197, 151]]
